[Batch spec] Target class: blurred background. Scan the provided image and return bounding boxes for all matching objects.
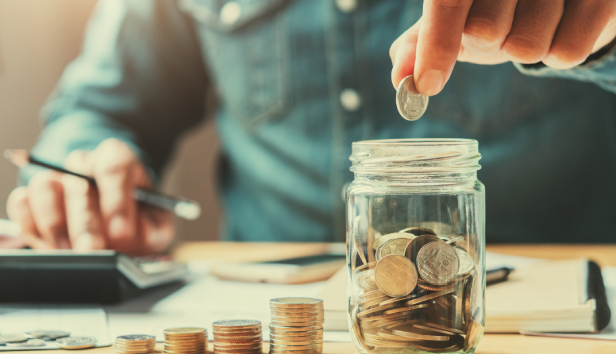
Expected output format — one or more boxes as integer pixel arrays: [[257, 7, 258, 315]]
[[0, 0, 222, 242]]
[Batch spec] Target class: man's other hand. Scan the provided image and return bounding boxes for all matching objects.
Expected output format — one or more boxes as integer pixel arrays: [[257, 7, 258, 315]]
[[6, 138, 173, 255], [390, 0, 616, 95]]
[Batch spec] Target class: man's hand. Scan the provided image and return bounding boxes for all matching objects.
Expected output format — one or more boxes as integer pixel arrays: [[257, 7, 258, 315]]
[[6, 138, 173, 255], [390, 0, 616, 95]]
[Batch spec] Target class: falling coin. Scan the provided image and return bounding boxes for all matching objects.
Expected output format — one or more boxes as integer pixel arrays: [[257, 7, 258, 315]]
[[396, 75, 429, 121]]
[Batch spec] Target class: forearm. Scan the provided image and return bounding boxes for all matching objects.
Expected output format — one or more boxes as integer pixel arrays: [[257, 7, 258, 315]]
[[515, 40, 616, 94]]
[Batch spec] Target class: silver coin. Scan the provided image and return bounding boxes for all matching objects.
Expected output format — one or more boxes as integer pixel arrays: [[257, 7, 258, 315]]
[[0, 333, 28, 344], [27, 330, 70, 340], [396, 75, 429, 121], [56, 336, 97, 349], [6, 339, 46, 347], [416, 241, 460, 286], [456, 248, 474, 276], [117, 335, 155, 341]]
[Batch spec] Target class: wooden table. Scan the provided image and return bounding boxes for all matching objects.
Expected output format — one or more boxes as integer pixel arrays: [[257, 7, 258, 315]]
[[37, 243, 616, 354]]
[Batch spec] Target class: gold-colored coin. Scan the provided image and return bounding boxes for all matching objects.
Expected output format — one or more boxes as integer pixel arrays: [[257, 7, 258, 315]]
[[213, 320, 260, 330], [360, 311, 412, 323], [378, 294, 413, 307], [392, 328, 450, 342], [374, 332, 418, 342], [271, 315, 324, 321], [363, 338, 410, 348], [354, 261, 377, 273], [270, 298, 323, 309], [269, 325, 322, 332], [270, 321, 323, 327], [417, 281, 455, 292], [464, 308, 484, 351], [373, 232, 415, 250], [269, 350, 322, 354], [376, 237, 413, 261], [270, 338, 322, 346], [382, 303, 428, 315], [271, 310, 323, 317], [405, 234, 442, 265], [412, 323, 455, 335], [269, 343, 323, 350], [356, 301, 398, 318], [358, 289, 387, 302], [164, 328, 206, 335], [414, 335, 464, 353], [406, 288, 454, 305], [374, 255, 418, 297]]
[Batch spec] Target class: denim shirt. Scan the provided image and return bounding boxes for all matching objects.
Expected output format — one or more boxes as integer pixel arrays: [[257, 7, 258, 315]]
[[27, 0, 616, 243]]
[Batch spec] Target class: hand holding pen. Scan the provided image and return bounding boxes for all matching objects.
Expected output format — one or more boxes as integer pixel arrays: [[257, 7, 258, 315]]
[[4, 138, 200, 255]]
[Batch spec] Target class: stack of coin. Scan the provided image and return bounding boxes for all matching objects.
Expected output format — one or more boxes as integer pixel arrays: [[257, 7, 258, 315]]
[[114, 335, 156, 354], [350, 227, 481, 353], [212, 320, 262, 354], [269, 297, 324, 354], [164, 328, 207, 354]]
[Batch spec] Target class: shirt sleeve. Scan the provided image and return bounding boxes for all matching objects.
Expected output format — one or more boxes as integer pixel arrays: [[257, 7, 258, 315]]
[[22, 0, 209, 185], [514, 40, 616, 94]]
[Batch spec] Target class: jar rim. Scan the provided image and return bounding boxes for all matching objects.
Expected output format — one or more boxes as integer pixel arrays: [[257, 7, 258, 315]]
[[353, 138, 477, 146], [350, 138, 481, 176]]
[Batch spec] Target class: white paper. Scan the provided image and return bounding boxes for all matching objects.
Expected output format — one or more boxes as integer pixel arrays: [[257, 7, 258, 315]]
[[0, 307, 111, 350]]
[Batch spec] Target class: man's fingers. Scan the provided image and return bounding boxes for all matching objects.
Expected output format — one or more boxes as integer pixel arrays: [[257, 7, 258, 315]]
[[63, 150, 107, 251], [139, 207, 174, 255], [391, 20, 422, 88], [27, 171, 70, 249], [414, 0, 474, 96], [462, 0, 517, 57], [543, 0, 616, 69], [92, 138, 139, 251], [6, 186, 52, 249], [502, 0, 564, 64]]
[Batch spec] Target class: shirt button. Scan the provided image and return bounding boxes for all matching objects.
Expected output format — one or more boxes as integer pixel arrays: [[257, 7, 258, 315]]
[[340, 88, 362, 112], [220, 1, 242, 26], [336, 0, 358, 13]]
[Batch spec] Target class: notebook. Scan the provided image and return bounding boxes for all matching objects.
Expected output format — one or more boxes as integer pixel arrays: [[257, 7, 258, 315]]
[[319, 258, 611, 333]]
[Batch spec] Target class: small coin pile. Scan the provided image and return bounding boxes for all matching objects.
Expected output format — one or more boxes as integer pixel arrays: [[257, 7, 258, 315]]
[[56, 337, 97, 349], [269, 297, 324, 354], [164, 328, 207, 354], [351, 226, 483, 353], [114, 335, 156, 354], [212, 320, 262, 354]]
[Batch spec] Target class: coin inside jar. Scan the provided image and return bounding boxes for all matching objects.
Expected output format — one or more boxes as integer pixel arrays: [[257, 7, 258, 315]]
[[376, 237, 413, 261], [374, 255, 418, 297], [416, 241, 460, 286], [405, 234, 442, 265]]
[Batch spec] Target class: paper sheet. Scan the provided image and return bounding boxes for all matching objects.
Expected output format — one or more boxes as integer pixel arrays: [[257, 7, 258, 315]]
[[106, 273, 351, 342], [0, 307, 112, 350]]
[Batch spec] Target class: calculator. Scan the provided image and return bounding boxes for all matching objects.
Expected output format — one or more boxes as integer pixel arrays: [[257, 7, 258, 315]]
[[0, 250, 188, 304]]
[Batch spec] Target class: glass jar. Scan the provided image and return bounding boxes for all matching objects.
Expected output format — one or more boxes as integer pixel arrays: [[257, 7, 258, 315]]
[[346, 139, 485, 354]]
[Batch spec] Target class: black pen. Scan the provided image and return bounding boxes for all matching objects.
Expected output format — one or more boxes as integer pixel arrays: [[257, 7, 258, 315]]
[[4, 149, 201, 220]]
